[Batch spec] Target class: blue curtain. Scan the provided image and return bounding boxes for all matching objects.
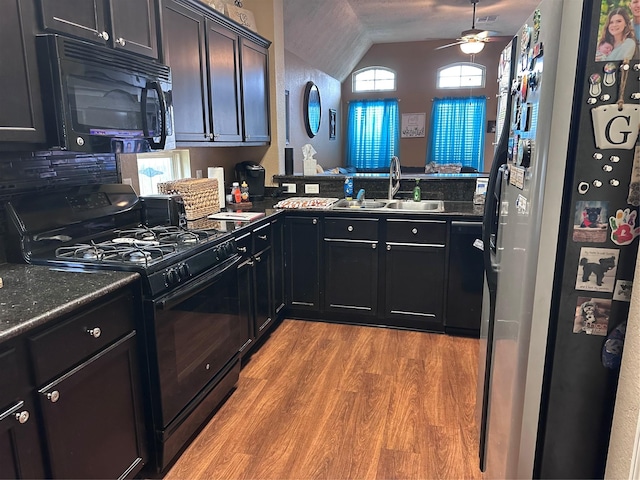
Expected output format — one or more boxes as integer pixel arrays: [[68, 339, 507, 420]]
[[427, 96, 486, 170], [346, 99, 399, 170]]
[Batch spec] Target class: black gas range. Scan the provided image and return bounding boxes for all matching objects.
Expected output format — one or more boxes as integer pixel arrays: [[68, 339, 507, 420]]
[[5, 184, 237, 298], [5, 184, 245, 473]]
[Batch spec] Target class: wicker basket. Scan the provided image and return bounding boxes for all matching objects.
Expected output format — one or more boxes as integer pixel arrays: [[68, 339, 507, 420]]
[[157, 178, 220, 220]]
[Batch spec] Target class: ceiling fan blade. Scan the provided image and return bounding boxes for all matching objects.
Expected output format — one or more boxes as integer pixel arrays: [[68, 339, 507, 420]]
[[435, 41, 464, 50]]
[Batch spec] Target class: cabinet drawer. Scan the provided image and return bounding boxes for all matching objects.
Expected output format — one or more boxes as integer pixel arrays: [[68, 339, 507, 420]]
[[29, 291, 136, 385], [386, 219, 446, 244], [235, 231, 252, 256], [325, 217, 379, 240], [253, 222, 271, 252]]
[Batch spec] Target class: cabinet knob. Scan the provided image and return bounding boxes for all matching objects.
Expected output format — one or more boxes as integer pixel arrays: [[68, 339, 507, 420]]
[[45, 391, 60, 403], [372, 244, 376, 249], [87, 327, 102, 338], [312, 219, 318, 225], [237, 246, 247, 253], [97, 31, 110, 41], [116, 37, 126, 46], [15, 410, 29, 424], [258, 235, 268, 240], [254, 255, 262, 262], [412, 228, 418, 235], [386, 245, 391, 251], [347, 225, 354, 232], [212, 133, 219, 139]]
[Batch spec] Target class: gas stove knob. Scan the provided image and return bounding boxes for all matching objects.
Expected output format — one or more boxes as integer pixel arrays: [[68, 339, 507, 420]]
[[221, 242, 233, 258], [166, 268, 180, 286], [178, 263, 190, 279]]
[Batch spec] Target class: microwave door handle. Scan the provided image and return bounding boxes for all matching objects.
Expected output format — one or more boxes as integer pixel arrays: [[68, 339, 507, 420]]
[[142, 81, 167, 149]]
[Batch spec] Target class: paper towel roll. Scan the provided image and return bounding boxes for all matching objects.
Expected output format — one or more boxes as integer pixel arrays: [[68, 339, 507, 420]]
[[207, 167, 225, 209]]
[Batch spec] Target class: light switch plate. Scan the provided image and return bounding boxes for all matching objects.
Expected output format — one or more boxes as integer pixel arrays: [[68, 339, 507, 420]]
[[282, 183, 297, 193], [305, 184, 320, 194]]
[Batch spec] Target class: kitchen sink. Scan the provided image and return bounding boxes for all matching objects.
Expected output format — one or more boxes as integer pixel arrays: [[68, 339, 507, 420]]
[[332, 199, 387, 209], [331, 198, 445, 213], [384, 200, 445, 212]]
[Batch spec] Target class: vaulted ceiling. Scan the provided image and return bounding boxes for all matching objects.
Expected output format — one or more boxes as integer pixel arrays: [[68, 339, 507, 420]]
[[283, 0, 541, 81]]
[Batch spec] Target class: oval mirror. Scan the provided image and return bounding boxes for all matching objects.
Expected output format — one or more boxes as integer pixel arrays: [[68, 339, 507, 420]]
[[304, 82, 321, 138]]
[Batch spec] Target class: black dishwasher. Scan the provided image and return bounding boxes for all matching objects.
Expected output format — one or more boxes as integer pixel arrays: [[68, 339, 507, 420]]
[[445, 221, 484, 337]]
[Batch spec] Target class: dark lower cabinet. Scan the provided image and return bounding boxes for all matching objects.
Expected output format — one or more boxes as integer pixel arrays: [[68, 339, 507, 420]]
[[324, 239, 379, 316], [286, 216, 321, 314], [0, 342, 45, 479], [384, 243, 446, 332], [37, 331, 147, 479], [0, 396, 45, 479], [253, 246, 273, 336], [0, 0, 46, 144], [271, 217, 285, 319]]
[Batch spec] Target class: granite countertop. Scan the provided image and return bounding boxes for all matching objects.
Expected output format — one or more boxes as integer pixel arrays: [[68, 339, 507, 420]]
[[0, 264, 139, 343]]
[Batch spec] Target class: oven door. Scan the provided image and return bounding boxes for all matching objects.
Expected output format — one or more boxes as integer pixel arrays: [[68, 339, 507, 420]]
[[149, 255, 242, 427]]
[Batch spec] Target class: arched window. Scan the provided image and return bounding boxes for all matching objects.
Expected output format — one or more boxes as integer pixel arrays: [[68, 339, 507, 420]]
[[437, 63, 486, 89], [352, 67, 396, 92]]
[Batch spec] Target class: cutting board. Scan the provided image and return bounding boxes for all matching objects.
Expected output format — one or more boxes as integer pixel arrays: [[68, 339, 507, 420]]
[[207, 211, 265, 221]]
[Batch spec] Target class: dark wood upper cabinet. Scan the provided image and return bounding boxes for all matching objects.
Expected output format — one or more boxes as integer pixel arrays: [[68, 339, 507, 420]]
[[0, 0, 46, 144], [240, 38, 270, 143], [163, 0, 271, 146], [39, 0, 159, 59]]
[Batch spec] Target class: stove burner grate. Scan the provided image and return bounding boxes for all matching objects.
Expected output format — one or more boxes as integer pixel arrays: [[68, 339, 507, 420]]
[[55, 241, 177, 266]]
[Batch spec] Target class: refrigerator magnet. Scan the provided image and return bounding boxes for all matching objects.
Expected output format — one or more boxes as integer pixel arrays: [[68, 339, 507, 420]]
[[591, 104, 640, 150], [572, 297, 611, 336], [603, 63, 617, 86], [575, 247, 619, 292], [613, 280, 633, 302], [588, 73, 602, 97], [573, 201, 608, 243], [609, 207, 640, 245]]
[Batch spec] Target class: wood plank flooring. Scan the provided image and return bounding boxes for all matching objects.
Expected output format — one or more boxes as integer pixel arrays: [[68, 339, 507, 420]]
[[165, 319, 482, 479]]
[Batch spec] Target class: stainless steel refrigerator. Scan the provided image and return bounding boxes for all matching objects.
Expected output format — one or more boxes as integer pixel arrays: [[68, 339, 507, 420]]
[[477, 0, 640, 477]]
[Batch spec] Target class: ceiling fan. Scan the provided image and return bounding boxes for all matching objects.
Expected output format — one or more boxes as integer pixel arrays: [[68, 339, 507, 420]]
[[435, 0, 494, 54]]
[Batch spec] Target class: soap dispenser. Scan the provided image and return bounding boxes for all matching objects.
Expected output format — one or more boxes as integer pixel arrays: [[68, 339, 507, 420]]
[[413, 179, 421, 202]]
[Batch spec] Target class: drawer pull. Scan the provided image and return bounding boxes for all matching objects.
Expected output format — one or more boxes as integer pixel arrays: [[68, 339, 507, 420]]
[[97, 31, 109, 41], [348, 225, 354, 232], [258, 235, 268, 240], [254, 255, 262, 262], [387, 245, 391, 251], [312, 219, 318, 225], [87, 327, 102, 338], [46, 391, 60, 403], [15, 410, 29, 424], [237, 246, 248, 253], [412, 228, 418, 234], [372, 244, 377, 249], [116, 37, 126, 46]]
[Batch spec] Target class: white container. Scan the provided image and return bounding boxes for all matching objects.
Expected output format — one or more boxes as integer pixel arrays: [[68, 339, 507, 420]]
[[303, 158, 317, 176]]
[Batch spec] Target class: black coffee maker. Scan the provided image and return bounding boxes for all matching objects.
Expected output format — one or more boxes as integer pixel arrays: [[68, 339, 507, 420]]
[[235, 161, 265, 200]]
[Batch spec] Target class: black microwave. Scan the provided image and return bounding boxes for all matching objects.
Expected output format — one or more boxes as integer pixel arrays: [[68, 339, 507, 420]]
[[37, 34, 175, 154]]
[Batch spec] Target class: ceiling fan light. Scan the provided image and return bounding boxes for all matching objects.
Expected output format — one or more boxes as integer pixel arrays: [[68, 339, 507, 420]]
[[460, 41, 485, 55]]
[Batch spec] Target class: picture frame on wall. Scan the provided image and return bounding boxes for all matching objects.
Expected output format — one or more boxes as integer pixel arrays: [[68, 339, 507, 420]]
[[329, 109, 337, 140], [401, 113, 425, 138]]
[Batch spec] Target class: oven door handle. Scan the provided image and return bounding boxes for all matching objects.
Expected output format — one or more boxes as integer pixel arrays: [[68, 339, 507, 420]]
[[156, 255, 240, 310]]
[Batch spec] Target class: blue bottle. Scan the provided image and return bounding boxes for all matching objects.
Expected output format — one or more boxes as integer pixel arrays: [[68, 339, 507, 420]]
[[344, 176, 354, 200]]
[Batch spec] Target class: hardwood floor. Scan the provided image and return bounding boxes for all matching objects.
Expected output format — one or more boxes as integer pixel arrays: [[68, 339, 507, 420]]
[[165, 319, 482, 479]]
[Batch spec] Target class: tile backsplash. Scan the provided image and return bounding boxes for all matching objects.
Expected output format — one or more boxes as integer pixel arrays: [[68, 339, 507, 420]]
[[0, 150, 119, 263]]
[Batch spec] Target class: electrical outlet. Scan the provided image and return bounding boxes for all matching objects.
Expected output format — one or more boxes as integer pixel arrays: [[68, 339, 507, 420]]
[[282, 183, 296, 193], [196, 170, 203, 178], [305, 184, 320, 194]]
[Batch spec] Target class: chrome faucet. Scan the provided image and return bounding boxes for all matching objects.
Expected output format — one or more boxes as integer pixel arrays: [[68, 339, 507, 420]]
[[388, 156, 401, 200]]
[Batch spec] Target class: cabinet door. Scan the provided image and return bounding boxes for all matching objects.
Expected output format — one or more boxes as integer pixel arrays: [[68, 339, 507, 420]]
[[324, 240, 378, 316], [286, 216, 320, 311], [207, 20, 243, 142], [385, 243, 445, 332], [163, 0, 210, 142], [271, 218, 285, 318], [253, 246, 273, 337], [240, 38, 270, 142], [109, 0, 158, 58], [0, 398, 46, 479], [0, 0, 46, 143], [237, 256, 254, 354], [39, 0, 108, 45], [38, 332, 147, 479]]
